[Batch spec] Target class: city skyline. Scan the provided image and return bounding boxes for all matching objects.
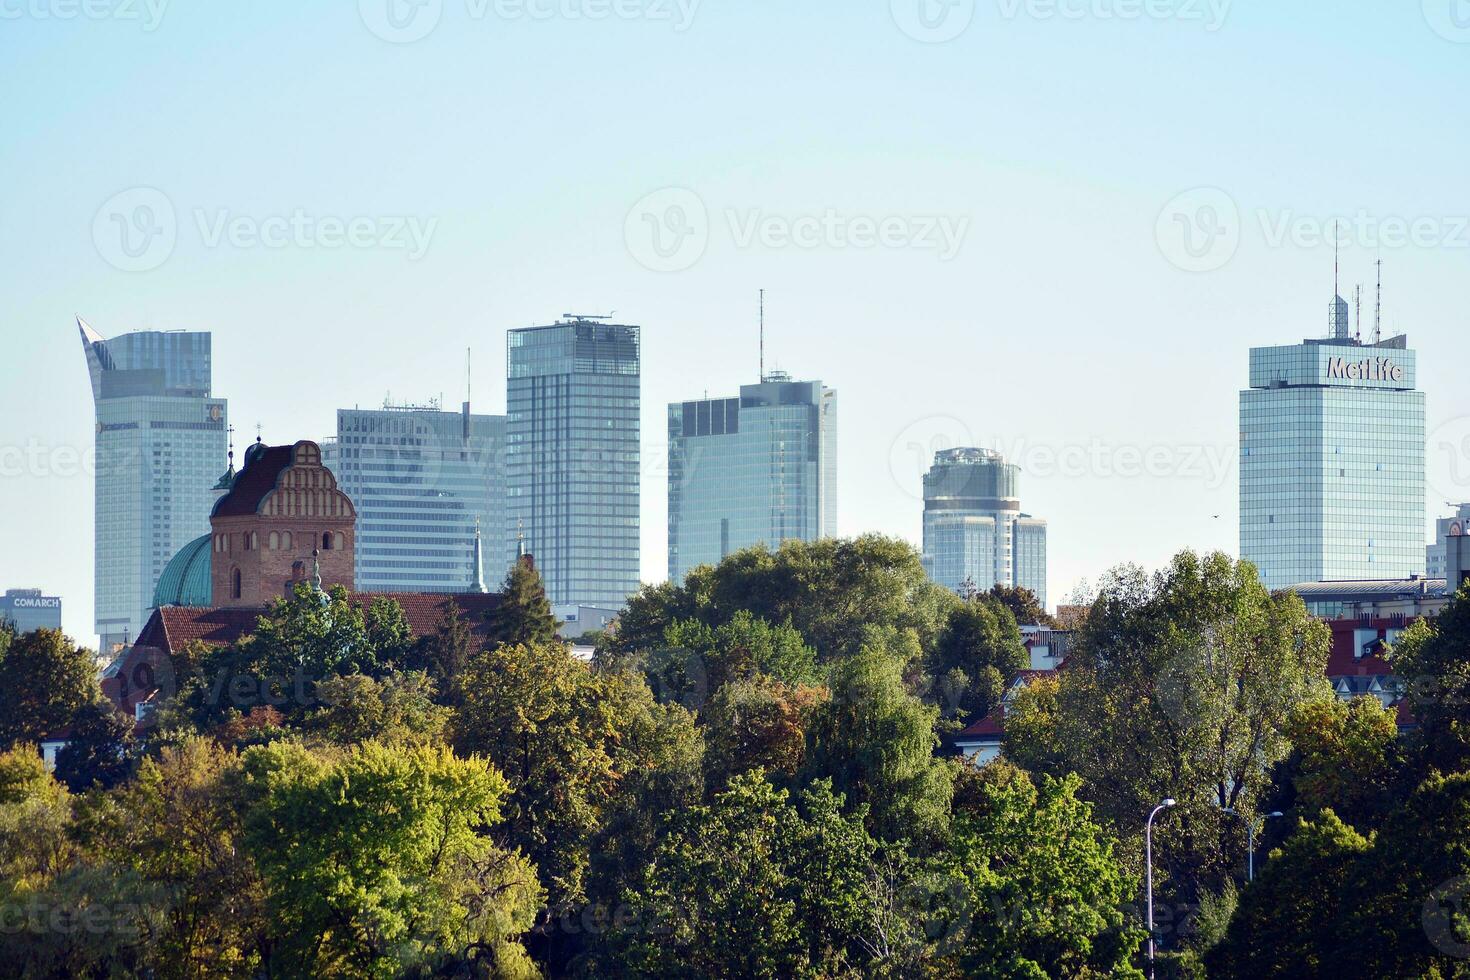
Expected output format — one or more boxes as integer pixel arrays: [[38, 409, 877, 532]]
[[6, 6, 1470, 646]]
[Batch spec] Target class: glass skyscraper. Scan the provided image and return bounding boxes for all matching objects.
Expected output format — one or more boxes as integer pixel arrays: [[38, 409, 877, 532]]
[[667, 372, 837, 583], [506, 318, 640, 608], [1240, 315, 1425, 591], [324, 401, 507, 593], [921, 447, 1047, 605], [79, 318, 227, 652]]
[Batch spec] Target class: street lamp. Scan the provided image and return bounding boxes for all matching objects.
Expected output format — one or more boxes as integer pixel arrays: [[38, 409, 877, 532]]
[[1220, 807, 1284, 882], [1146, 798, 1176, 980]]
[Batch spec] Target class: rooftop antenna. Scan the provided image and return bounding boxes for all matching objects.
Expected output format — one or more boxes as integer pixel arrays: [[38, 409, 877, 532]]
[[759, 288, 765, 382], [466, 347, 472, 409], [1374, 256, 1383, 344], [1354, 284, 1362, 343]]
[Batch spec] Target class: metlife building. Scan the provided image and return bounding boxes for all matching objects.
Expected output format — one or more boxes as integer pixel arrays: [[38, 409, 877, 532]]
[[1240, 317, 1425, 591]]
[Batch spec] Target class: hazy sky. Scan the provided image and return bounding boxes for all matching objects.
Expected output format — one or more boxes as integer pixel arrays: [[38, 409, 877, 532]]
[[5, 1, 1470, 647]]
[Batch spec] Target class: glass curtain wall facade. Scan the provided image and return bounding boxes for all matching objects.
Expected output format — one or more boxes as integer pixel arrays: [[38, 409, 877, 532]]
[[79, 319, 227, 652], [324, 403, 507, 593], [921, 448, 1047, 605], [1240, 335, 1425, 590], [667, 373, 837, 583], [507, 320, 640, 608]]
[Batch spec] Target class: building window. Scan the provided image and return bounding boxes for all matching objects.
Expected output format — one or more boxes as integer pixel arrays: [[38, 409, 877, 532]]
[[334, 532, 345, 551], [322, 532, 333, 550], [231, 568, 242, 600], [283, 531, 293, 550], [269, 532, 279, 551]]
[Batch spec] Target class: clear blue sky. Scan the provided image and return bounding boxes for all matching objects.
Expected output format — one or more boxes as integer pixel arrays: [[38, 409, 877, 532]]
[[4, 1, 1469, 647]]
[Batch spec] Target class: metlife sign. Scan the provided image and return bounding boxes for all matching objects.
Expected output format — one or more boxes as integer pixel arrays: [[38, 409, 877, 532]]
[[1326, 355, 1407, 384]]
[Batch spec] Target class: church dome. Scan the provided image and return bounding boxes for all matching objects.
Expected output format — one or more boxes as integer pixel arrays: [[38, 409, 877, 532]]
[[153, 534, 213, 608]]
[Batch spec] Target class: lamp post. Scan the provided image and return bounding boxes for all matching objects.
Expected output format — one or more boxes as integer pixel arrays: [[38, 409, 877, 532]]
[[1146, 798, 1176, 980], [1220, 807, 1284, 882]]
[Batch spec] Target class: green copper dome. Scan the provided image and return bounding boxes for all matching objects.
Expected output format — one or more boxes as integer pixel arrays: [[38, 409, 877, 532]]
[[153, 534, 213, 608]]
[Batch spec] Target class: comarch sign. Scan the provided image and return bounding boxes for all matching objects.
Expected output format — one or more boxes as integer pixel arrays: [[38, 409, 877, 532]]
[[1326, 355, 1405, 384], [10, 597, 61, 609]]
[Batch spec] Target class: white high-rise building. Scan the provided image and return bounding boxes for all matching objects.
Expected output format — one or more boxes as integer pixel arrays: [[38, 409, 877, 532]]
[[921, 448, 1047, 606], [79, 319, 227, 654], [324, 401, 507, 594], [667, 372, 836, 583]]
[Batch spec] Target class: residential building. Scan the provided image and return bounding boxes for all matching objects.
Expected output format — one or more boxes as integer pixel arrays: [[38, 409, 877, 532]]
[[921, 447, 1047, 606], [506, 318, 641, 608], [667, 371, 836, 582], [0, 589, 62, 634], [78, 319, 227, 653], [324, 401, 507, 594], [1239, 299, 1425, 590]]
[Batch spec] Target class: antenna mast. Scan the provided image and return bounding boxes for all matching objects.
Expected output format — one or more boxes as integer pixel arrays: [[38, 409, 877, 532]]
[[1374, 258, 1383, 344], [1354, 284, 1362, 342], [466, 347, 472, 408], [759, 289, 765, 382]]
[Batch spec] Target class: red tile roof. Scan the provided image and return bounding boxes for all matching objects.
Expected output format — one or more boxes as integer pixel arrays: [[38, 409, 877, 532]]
[[135, 592, 502, 655], [212, 443, 294, 517]]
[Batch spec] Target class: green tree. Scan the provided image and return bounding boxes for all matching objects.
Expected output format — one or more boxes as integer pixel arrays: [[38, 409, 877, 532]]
[[241, 740, 541, 978], [485, 557, 559, 648], [659, 609, 820, 698], [1282, 695, 1399, 831], [702, 676, 828, 792], [804, 644, 953, 847], [986, 584, 1055, 627], [1208, 810, 1372, 979], [417, 599, 480, 700], [941, 767, 1146, 979], [618, 536, 960, 665], [0, 629, 101, 749], [928, 595, 1027, 723], [1025, 552, 1332, 912], [306, 671, 450, 747], [452, 641, 618, 917], [53, 698, 134, 792], [1389, 582, 1470, 776]]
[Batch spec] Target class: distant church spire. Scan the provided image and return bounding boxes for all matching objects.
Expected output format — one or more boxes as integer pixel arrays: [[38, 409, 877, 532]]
[[470, 517, 488, 594]]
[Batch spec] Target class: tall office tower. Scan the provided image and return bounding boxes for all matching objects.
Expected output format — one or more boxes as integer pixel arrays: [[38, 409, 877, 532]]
[[921, 447, 1047, 605], [324, 400, 507, 594], [1240, 291, 1425, 591], [78, 319, 227, 653], [506, 318, 641, 608], [667, 371, 837, 583], [1426, 504, 1470, 581]]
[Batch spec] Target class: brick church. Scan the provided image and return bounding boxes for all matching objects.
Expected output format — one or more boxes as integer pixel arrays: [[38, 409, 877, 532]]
[[105, 438, 503, 722]]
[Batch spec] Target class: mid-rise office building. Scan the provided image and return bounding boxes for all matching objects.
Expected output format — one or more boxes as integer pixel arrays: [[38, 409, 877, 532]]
[[667, 372, 836, 582], [922, 448, 1047, 605], [0, 589, 62, 634], [78, 319, 227, 653], [324, 401, 508, 594], [1426, 503, 1470, 581], [507, 318, 640, 608], [1239, 300, 1425, 590]]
